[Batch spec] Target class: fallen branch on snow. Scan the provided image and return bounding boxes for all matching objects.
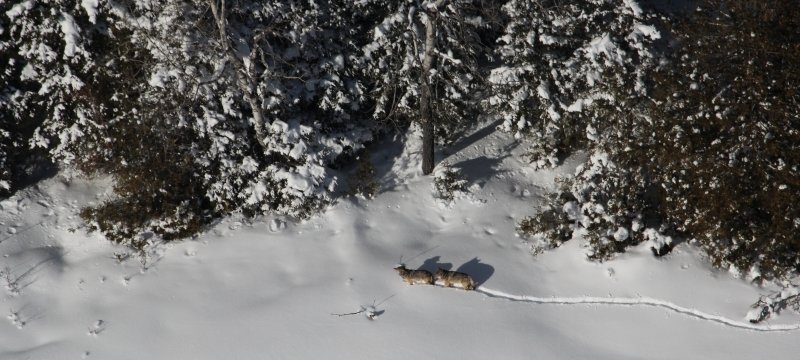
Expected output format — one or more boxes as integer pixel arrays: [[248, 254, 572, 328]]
[[331, 307, 367, 317], [748, 285, 800, 324]]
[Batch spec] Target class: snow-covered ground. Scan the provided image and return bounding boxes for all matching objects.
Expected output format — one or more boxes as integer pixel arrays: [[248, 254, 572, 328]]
[[1, 125, 798, 359]]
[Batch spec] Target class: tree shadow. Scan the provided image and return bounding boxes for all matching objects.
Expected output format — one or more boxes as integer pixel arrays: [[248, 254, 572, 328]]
[[418, 256, 453, 273], [1, 149, 57, 201], [0, 220, 46, 245], [3, 246, 67, 293], [363, 128, 416, 194], [443, 118, 505, 156], [16, 303, 46, 326], [456, 257, 494, 288], [452, 154, 511, 186]]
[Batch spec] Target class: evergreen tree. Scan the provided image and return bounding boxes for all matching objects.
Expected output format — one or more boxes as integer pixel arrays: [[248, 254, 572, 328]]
[[1, 0, 107, 196], [3, 0, 380, 246], [519, 0, 800, 280], [490, 0, 661, 168], [363, 0, 489, 174]]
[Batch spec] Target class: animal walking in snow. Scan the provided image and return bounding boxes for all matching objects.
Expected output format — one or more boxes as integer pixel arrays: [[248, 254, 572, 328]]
[[435, 267, 475, 290], [394, 265, 434, 285]]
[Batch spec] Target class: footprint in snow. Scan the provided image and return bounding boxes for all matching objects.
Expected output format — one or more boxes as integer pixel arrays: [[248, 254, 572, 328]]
[[269, 218, 286, 233], [88, 320, 106, 337], [228, 221, 243, 230], [8, 310, 25, 329]]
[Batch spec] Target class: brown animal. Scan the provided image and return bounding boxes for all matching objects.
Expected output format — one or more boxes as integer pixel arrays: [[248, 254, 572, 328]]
[[394, 265, 434, 285], [435, 267, 475, 290]]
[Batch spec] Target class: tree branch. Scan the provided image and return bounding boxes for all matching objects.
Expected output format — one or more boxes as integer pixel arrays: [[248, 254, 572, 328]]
[[206, 0, 269, 152]]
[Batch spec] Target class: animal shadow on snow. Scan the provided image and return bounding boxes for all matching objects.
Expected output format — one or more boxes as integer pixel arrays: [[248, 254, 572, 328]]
[[418, 256, 452, 273], [417, 256, 495, 288], [455, 257, 494, 288]]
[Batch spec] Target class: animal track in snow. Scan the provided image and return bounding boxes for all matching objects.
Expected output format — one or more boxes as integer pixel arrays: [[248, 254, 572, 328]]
[[8, 310, 25, 329], [269, 218, 286, 232], [88, 320, 106, 337], [475, 287, 800, 332]]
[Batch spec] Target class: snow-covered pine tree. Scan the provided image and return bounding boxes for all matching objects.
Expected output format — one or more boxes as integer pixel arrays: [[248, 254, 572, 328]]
[[0, 2, 17, 195], [1, 0, 108, 196], [489, 0, 661, 168], [639, 0, 800, 280], [509, 0, 669, 258], [166, 0, 378, 219], [363, 0, 489, 174], [9, 0, 378, 247], [519, 0, 800, 279]]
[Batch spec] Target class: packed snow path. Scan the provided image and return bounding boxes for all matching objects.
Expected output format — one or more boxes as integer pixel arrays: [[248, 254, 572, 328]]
[[475, 287, 800, 332]]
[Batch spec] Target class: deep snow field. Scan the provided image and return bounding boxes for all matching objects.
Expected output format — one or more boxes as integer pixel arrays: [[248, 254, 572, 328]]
[[1, 124, 799, 359]]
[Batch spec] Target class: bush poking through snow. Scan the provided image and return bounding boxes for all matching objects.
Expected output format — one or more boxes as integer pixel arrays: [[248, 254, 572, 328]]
[[518, 207, 574, 256], [0, 267, 20, 296], [748, 285, 800, 324], [433, 164, 468, 203], [78, 118, 209, 250], [518, 158, 668, 261], [518, 178, 576, 254]]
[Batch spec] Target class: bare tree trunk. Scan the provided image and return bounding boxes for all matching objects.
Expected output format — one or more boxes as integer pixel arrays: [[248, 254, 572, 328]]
[[207, 0, 269, 152], [420, 8, 437, 175], [420, 102, 435, 175]]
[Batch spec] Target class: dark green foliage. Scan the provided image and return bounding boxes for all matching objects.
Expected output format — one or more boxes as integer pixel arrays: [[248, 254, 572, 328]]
[[79, 108, 211, 250], [365, 0, 493, 146], [520, 0, 800, 279], [6, 0, 378, 247], [491, 0, 662, 168], [644, 0, 800, 279], [433, 164, 467, 203], [517, 205, 572, 254]]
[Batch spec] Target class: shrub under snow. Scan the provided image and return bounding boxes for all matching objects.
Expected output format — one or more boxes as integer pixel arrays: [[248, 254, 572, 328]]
[[518, 0, 800, 280]]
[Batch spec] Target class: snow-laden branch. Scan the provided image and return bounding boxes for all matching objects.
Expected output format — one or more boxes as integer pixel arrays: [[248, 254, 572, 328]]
[[434, 49, 462, 65], [476, 287, 800, 332], [206, 0, 268, 152]]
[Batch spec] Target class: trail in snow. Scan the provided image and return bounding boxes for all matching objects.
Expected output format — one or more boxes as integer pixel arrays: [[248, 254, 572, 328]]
[[475, 287, 800, 332]]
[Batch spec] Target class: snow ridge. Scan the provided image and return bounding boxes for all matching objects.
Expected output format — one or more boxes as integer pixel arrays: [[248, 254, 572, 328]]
[[476, 287, 800, 332]]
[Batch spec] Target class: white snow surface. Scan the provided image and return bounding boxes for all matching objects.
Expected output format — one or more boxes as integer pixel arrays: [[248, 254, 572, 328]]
[[81, 0, 99, 24], [5, 0, 33, 21], [58, 13, 82, 58], [1, 125, 799, 359]]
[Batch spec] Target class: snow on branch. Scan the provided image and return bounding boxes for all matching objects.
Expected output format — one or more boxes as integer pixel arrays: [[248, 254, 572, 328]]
[[748, 285, 800, 324]]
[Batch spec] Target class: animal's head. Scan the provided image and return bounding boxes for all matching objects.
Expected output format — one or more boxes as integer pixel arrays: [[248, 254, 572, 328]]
[[435, 267, 447, 276], [394, 264, 408, 273]]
